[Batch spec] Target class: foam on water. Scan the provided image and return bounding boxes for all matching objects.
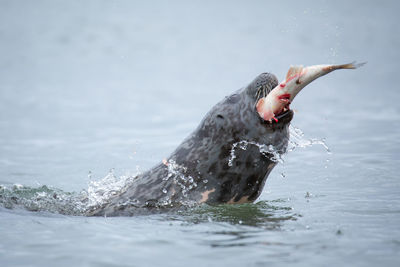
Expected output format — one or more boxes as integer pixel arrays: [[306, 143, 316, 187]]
[[0, 183, 87, 215]]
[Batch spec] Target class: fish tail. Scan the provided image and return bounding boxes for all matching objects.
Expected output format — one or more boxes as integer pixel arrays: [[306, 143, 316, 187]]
[[324, 61, 367, 71]]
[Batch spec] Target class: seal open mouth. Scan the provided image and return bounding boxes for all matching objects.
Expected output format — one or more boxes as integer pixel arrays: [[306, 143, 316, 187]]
[[264, 106, 293, 124], [275, 106, 291, 120]]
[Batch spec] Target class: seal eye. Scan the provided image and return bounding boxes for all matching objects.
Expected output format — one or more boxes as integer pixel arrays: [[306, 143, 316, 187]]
[[216, 114, 224, 119]]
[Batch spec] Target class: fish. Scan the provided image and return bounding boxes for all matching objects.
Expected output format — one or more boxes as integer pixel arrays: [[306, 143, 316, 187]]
[[256, 62, 366, 122]]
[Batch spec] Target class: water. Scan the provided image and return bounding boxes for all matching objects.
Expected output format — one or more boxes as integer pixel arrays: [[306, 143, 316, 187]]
[[1, 0, 399, 266]]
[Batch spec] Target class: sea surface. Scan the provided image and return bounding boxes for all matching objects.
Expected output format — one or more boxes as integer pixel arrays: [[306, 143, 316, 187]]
[[1, 0, 399, 266]]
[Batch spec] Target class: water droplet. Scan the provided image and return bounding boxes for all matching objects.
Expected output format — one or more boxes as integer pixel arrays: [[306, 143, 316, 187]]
[[203, 179, 208, 184], [162, 188, 167, 194]]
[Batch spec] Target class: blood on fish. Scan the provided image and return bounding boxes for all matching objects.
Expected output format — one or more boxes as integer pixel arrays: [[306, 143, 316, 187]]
[[278, 94, 291, 100]]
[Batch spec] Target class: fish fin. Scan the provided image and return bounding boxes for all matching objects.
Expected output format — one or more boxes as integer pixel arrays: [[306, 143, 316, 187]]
[[286, 65, 304, 82]]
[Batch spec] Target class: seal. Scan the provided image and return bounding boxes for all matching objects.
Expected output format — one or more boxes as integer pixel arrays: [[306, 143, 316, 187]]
[[88, 62, 361, 216], [88, 72, 293, 216]]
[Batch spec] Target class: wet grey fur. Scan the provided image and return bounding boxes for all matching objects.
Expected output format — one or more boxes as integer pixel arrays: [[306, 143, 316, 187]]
[[88, 73, 293, 216]]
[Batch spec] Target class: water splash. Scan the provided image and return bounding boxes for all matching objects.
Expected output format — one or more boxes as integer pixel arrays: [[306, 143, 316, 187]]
[[278, 125, 331, 178], [0, 162, 201, 215], [228, 141, 284, 167], [0, 183, 87, 215], [0, 167, 144, 215], [86, 168, 140, 208], [227, 125, 331, 173], [0, 126, 330, 215], [164, 159, 198, 197], [288, 125, 331, 153]]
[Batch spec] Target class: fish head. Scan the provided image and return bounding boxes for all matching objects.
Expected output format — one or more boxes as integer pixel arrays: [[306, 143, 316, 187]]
[[246, 72, 294, 125]]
